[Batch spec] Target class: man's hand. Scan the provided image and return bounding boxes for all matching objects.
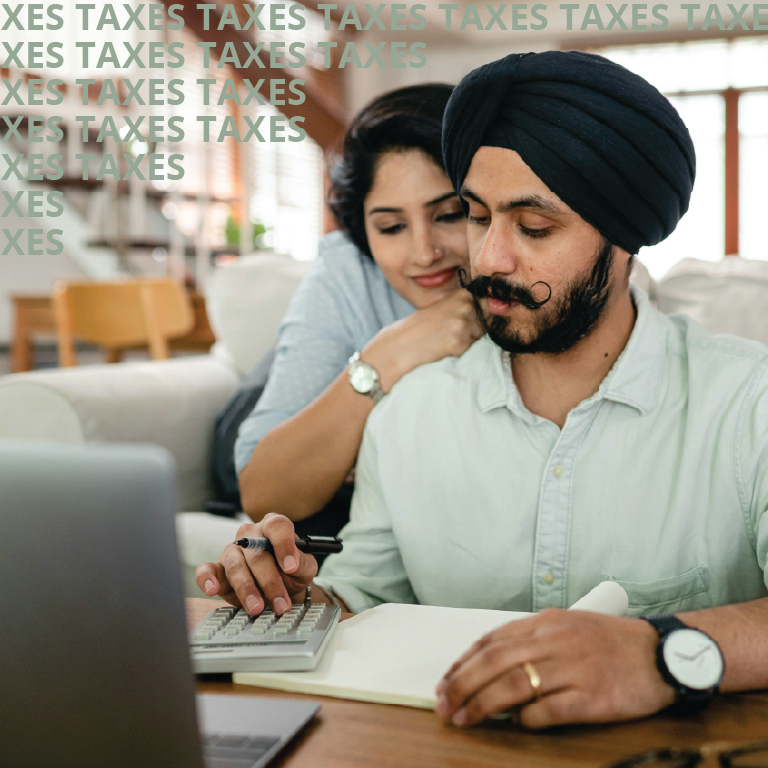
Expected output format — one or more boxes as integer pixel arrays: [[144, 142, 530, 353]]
[[194, 514, 317, 616], [435, 609, 677, 729]]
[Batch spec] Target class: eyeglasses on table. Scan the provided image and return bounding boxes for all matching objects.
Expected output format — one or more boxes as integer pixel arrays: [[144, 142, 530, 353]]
[[606, 741, 768, 767]]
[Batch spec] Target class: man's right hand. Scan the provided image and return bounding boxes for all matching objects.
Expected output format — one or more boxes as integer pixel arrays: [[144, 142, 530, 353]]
[[195, 513, 318, 616]]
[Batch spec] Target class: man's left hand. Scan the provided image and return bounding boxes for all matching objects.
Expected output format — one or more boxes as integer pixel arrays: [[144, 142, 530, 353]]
[[435, 609, 677, 729]]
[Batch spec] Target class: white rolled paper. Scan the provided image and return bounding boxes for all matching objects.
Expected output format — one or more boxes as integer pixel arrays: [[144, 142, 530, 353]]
[[568, 581, 628, 617]]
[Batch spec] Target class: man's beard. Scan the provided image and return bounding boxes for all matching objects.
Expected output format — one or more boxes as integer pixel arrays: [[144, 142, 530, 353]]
[[461, 237, 615, 355]]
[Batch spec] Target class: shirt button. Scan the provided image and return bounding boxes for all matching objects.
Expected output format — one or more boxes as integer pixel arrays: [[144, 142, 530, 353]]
[[552, 465, 563, 477], [542, 572, 555, 585]]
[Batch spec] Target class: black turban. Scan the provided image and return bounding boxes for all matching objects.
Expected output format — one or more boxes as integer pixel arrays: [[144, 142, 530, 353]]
[[442, 50, 696, 255]]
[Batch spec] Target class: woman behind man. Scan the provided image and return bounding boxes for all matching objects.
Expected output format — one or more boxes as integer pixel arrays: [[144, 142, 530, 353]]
[[229, 84, 482, 540]]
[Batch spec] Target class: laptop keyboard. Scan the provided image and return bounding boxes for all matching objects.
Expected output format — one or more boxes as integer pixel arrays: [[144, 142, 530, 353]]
[[203, 734, 281, 768]]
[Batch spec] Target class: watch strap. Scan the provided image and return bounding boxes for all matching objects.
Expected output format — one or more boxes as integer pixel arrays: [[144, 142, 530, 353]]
[[668, 688, 718, 714], [641, 613, 720, 714], [642, 612, 687, 637], [371, 385, 384, 404]]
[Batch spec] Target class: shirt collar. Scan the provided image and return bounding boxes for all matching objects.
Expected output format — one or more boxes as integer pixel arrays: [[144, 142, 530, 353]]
[[476, 286, 666, 419]]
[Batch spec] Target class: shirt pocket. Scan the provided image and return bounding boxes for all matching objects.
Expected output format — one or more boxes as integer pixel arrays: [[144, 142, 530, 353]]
[[600, 567, 711, 617]]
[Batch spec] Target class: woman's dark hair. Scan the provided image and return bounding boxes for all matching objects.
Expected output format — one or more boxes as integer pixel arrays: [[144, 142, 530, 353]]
[[328, 83, 455, 259]]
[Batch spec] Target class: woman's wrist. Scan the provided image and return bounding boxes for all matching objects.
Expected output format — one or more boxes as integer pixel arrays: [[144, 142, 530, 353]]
[[361, 339, 407, 393]]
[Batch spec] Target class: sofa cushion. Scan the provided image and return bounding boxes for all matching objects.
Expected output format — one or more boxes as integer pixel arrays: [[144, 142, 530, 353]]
[[0, 356, 240, 511], [655, 257, 768, 345], [206, 253, 312, 377]]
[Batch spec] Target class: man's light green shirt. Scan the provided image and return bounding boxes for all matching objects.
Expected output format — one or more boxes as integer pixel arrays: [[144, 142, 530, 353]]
[[315, 288, 768, 617]]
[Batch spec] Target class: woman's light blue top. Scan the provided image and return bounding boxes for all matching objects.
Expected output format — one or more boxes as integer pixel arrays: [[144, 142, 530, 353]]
[[234, 230, 416, 475]]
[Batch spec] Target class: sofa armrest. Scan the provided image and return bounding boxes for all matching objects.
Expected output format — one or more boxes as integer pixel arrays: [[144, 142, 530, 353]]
[[0, 355, 241, 510]]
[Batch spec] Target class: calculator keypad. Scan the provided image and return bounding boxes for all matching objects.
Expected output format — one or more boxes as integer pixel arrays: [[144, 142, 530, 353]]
[[191, 603, 334, 646]]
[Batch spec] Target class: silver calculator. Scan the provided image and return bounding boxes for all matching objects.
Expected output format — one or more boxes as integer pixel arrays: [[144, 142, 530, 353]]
[[190, 602, 341, 674]]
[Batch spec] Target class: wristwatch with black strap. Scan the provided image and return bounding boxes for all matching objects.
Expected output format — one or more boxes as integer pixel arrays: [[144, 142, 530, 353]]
[[641, 613, 724, 714]]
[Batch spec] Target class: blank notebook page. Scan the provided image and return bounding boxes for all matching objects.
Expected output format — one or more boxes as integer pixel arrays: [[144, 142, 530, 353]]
[[233, 603, 530, 708]]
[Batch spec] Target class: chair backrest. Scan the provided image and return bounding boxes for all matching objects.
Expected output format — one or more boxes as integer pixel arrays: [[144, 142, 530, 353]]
[[146, 278, 196, 340], [53, 278, 194, 366]]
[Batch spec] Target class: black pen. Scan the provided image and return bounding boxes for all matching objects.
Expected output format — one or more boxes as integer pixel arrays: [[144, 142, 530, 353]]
[[234, 535, 343, 555]]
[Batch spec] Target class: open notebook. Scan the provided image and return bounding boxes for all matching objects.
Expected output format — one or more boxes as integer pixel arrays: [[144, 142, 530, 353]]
[[233, 582, 628, 708], [234, 603, 524, 708]]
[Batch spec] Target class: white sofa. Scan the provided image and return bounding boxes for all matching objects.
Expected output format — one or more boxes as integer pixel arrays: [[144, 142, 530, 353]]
[[3, 254, 768, 595], [0, 253, 311, 595]]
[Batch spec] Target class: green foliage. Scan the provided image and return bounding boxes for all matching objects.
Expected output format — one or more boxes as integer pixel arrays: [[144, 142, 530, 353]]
[[225, 214, 267, 249]]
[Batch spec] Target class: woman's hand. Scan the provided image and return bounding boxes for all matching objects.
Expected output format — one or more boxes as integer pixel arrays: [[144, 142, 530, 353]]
[[363, 291, 483, 392], [195, 514, 317, 616]]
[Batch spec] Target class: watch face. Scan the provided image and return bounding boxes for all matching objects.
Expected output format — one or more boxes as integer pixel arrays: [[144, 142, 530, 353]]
[[350, 364, 376, 393], [663, 629, 724, 690]]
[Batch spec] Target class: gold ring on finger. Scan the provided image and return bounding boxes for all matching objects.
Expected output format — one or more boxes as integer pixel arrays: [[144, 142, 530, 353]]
[[522, 661, 542, 699]]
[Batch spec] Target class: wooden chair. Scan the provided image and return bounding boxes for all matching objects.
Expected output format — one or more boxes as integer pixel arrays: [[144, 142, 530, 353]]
[[53, 278, 195, 367]]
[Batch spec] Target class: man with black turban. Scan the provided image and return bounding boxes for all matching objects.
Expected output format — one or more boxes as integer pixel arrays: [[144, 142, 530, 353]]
[[199, 52, 768, 731], [441, 49, 696, 361], [443, 50, 696, 256]]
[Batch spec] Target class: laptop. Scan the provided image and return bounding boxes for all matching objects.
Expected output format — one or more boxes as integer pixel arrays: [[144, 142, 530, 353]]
[[0, 440, 319, 768]]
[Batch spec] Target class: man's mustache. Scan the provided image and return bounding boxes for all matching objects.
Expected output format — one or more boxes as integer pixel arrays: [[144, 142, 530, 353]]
[[458, 269, 552, 310]]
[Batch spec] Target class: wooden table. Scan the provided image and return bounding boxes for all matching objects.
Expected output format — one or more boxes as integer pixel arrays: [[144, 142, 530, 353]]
[[187, 598, 768, 768], [10, 293, 215, 372]]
